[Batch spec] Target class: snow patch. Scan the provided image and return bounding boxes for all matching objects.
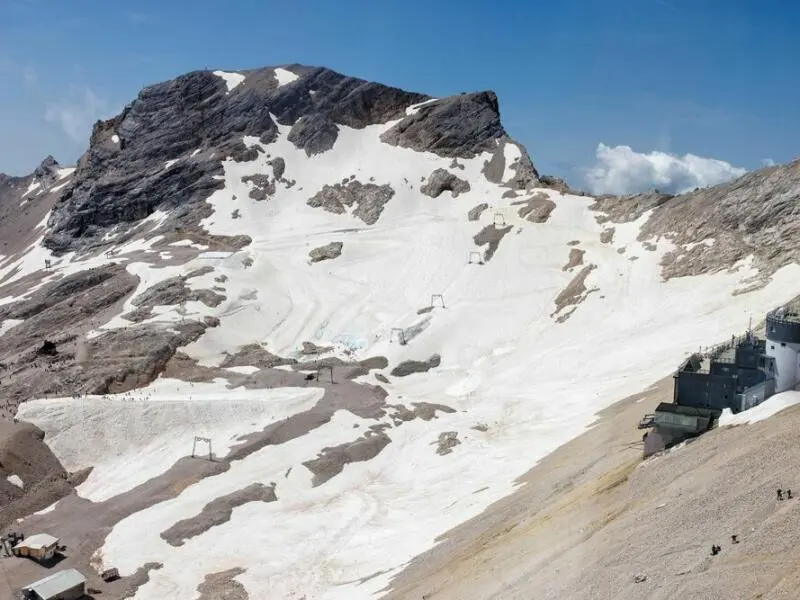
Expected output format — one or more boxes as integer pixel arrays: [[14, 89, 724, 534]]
[[6, 475, 23, 488], [212, 70, 245, 93], [719, 391, 800, 426], [111, 135, 120, 144], [274, 67, 299, 87], [0, 319, 24, 335]]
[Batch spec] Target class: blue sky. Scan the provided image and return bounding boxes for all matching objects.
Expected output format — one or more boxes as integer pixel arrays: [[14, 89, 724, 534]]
[[1, 0, 798, 192]]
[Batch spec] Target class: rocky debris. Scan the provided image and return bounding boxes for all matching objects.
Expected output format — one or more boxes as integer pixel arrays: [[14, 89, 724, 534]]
[[468, 203, 489, 221], [552, 264, 598, 322], [309, 241, 343, 263], [269, 157, 286, 180], [303, 430, 391, 486], [600, 228, 615, 244], [288, 112, 339, 155], [375, 373, 389, 384], [131, 274, 226, 309], [0, 420, 74, 527], [301, 341, 334, 355], [471, 423, 489, 432], [381, 92, 507, 159], [161, 483, 277, 546], [590, 190, 673, 225], [390, 354, 441, 377], [421, 169, 471, 198], [449, 158, 465, 171], [196, 568, 249, 600], [122, 306, 155, 323], [411, 402, 456, 421], [513, 191, 556, 223], [537, 175, 587, 196], [563, 248, 585, 271], [241, 173, 276, 201], [220, 344, 297, 369], [473, 224, 513, 262], [308, 181, 395, 225], [433, 431, 461, 456]]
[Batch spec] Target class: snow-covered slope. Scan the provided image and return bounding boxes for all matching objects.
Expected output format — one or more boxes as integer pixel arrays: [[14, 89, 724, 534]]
[[2, 65, 799, 599]]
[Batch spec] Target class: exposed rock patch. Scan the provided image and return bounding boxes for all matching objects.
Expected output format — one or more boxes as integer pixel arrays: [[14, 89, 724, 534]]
[[131, 274, 225, 310], [513, 192, 556, 223], [381, 92, 504, 159], [308, 181, 395, 225], [473, 224, 513, 262], [421, 169, 471, 198], [288, 112, 339, 155], [241, 173, 276, 201], [309, 241, 343, 263], [468, 203, 489, 221], [220, 344, 297, 369], [390, 354, 441, 377], [303, 430, 392, 486], [301, 341, 334, 355], [600, 228, 615, 244], [433, 431, 461, 455], [161, 483, 277, 546], [552, 265, 598, 322], [196, 568, 249, 600], [563, 248, 585, 271]]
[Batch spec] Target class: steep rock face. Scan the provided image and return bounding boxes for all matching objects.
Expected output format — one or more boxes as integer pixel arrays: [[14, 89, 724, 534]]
[[288, 113, 339, 156], [380, 91, 504, 158], [42, 65, 428, 255], [38, 64, 539, 256]]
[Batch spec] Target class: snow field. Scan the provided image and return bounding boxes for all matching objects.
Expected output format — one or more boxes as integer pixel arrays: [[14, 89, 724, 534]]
[[9, 114, 800, 598]]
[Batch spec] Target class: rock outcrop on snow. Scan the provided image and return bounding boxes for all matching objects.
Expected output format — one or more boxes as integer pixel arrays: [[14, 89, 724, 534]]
[[421, 169, 471, 198], [309, 241, 343, 263], [308, 181, 395, 224]]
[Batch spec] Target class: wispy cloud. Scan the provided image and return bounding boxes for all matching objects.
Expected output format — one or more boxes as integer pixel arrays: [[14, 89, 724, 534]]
[[124, 11, 151, 24], [44, 87, 109, 141], [0, 56, 37, 87], [761, 158, 776, 168], [585, 143, 746, 195]]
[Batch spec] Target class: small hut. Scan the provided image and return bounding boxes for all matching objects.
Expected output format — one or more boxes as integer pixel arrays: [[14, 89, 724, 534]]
[[13, 533, 59, 562]]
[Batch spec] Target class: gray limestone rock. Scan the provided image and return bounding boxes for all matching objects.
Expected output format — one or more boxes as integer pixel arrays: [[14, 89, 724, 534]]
[[421, 169, 471, 198], [288, 113, 339, 155], [303, 431, 391, 486], [309, 241, 343, 263], [433, 431, 461, 455], [513, 192, 556, 223], [473, 224, 513, 262], [468, 203, 489, 221], [308, 181, 395, 225], [390, 354, 441, 377], [161, 483, 277, 546], [269, 157, 286, 180], [380, 92, 505, 159]]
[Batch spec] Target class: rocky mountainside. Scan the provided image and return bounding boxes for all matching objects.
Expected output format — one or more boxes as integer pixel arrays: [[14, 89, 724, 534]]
[[41, 64, 538, 255], [0, 64, 798, 600]]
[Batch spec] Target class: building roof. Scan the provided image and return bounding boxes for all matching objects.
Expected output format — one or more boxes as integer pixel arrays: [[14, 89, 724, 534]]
[[655, 402, 718, 417], [22, 568, 85, 599], [13, 533, 59, 550]]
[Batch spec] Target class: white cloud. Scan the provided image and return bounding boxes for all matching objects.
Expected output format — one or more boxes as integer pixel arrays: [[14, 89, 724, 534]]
[[44, 87, 108, 142], [585, 143, 747, 195], [761, 158, 776, 168]]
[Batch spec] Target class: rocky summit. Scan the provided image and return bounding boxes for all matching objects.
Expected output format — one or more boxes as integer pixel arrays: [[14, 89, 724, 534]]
[[0, 64, 799, 600], [40, 65, 539, 255]]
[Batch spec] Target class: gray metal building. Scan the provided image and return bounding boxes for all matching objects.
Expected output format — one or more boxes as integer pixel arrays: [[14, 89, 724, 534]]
[[21, 568, 86, 600]]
